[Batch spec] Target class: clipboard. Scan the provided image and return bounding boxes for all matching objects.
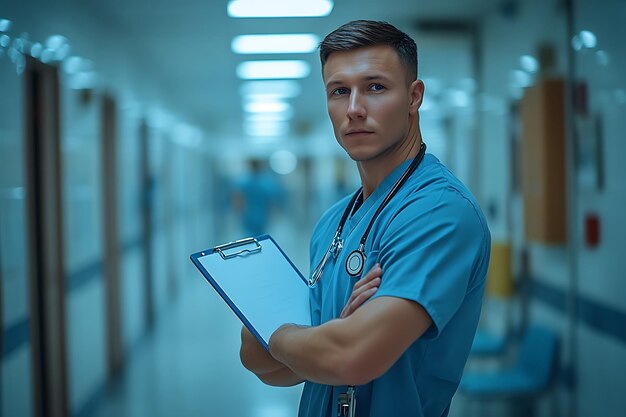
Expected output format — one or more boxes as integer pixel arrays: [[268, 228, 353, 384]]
[[190, 234, 311, 350]]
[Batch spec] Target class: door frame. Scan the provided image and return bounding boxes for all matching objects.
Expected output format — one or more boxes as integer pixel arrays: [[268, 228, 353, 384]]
[[101, 94, 123, 379], [24, 56, 69, 417]]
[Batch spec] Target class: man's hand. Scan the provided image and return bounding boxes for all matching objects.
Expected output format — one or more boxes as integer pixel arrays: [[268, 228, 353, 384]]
[[240, 326, 304, 386], [240, 326, 284, 374], [340, 263, 382, 318]]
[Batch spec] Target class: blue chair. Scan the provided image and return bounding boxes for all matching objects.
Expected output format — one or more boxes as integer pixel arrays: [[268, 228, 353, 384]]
[[470, 328, 509, 357], [459, 324, 560, 417]]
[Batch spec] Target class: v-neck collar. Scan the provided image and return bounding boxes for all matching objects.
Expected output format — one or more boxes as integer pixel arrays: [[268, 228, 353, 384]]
[[345, 157, 415, 233]]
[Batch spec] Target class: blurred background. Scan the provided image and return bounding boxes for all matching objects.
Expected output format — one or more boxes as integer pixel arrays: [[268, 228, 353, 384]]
[[1, 0, 625, 416]]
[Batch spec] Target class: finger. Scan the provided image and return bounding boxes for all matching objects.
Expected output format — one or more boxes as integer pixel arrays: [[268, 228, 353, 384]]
[[341, 284, 378, 319], [351, 286, 379, 311], [340, 286, 379, 318], [346, 277, 380, 305], [352, 264, 382, 291]]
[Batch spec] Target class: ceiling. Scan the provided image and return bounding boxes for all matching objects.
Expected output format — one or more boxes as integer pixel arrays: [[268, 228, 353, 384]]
[[80, 0, 502, 138]]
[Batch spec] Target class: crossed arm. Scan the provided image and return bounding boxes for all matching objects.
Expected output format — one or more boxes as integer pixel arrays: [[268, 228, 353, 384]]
[[239, 265, 433, 386]]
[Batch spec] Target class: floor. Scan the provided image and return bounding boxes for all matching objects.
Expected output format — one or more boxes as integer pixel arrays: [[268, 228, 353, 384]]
[[91, 268, 303, 417], [90, 216, 307, 417]]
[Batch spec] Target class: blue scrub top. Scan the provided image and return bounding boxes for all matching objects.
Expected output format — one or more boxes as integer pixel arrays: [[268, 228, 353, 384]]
[[299, 154, 491, 417]]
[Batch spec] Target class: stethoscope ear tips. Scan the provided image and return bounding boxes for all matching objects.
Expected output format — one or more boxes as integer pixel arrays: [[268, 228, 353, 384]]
[[346, 250, 366, 277]]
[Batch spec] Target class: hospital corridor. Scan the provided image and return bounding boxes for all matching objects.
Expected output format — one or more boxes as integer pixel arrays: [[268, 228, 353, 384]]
[[1, 1, 625, 416]]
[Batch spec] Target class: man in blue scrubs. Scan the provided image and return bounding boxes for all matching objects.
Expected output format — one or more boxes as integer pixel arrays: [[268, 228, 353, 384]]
[[239, 20, 491, 417]]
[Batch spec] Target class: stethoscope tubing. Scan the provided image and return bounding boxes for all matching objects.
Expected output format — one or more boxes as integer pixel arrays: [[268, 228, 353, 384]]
[[309, 143, 427, 285]]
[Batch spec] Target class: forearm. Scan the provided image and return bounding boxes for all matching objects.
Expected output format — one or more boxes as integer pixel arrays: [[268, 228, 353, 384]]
[[269, 321, 357, 386], [267, 263, 384, 385], [268, 297, 432, 386]]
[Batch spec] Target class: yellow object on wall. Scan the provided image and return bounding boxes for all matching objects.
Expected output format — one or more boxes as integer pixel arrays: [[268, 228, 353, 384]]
[[486, 242, 514, 298]]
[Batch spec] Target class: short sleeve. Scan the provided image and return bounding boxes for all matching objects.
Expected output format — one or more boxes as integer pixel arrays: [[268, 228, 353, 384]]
[[372, 186, 489, 339]]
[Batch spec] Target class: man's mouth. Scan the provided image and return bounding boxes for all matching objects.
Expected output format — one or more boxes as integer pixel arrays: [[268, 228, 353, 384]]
[[346, 129, 373, 135]]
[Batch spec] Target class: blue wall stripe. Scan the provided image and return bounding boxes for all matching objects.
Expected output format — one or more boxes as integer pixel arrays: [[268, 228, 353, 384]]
[[1, 235, 143, 359], [66, 236, 144, 293], [73, 383, 107, 417], [529, 278, 567, 312], [530, 278, 626, 344], [121, 235, 143, 255], [2, 318, 30, 358], [577, 293, 626, 342], [66, 260, 103, 293]]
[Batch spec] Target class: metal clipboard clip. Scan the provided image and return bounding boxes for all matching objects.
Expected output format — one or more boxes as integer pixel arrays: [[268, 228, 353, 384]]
[[214, 237, 262, 260]]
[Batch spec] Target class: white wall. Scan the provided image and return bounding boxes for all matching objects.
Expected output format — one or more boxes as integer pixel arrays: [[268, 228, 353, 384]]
[[479, 0, 626, 416], [1, 2, 214, 415], [1, 27, 33, 417], [571, 1, 626, 416]]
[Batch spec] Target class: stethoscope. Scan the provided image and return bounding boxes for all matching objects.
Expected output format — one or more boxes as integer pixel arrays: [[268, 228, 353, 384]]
[[308, 143, 426, 287]]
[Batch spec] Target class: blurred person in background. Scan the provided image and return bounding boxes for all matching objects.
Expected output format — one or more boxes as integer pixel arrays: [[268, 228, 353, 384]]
[[240, 20, 490, 417], [231, 159, 284, 237]]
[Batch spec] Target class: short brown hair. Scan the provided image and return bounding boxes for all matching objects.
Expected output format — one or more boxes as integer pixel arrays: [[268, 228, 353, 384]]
[[319, 20, 418, 82]]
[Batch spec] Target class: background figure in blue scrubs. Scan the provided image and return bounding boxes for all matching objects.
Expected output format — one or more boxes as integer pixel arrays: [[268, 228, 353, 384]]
[[240, 20, 491, 417], [232, 159, 284, 237]]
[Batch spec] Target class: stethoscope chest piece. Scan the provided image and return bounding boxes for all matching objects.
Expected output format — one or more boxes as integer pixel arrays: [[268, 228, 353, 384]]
[[310, 143, 426, 286], [345, 249, 366, 277]]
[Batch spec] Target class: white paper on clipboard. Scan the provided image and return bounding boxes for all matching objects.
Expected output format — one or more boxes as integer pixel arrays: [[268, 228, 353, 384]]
[[190, 235, 311, 349]]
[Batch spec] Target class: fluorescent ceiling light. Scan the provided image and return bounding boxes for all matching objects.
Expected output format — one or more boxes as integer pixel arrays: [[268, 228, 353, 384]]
[[237, 60, 310, 80], [245, 110, 294, 122], [240, 80, 301, 98], [232, 34, 320, 54], [244, 100, 292, 114], [244, 121, 289, 137], [228, 0, 333, 18]]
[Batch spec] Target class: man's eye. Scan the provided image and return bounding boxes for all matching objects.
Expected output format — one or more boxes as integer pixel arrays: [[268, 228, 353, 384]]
[[332, 88, 348, 95], [370, 84, 385, 91]]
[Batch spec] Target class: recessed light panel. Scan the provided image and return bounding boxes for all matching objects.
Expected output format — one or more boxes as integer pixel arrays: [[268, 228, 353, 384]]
[[237, 60, 310, 79], [240, 80, 302, 99], [228, 0, 333, 18], [232, 34, 320, 54]]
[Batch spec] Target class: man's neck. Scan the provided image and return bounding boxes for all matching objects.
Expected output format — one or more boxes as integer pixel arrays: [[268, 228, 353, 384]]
[[357, 125, 423, 200]]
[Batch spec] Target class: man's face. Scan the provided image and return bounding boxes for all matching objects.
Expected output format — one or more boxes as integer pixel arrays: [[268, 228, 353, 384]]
[[322, 45, 422, 162]]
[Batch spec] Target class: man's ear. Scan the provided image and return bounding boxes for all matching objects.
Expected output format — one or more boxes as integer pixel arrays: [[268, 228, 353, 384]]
[[408, 80, 424, 115]]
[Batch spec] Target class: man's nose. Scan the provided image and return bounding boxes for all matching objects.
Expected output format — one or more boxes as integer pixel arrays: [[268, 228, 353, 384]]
[[347, 91, 366, 119]]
